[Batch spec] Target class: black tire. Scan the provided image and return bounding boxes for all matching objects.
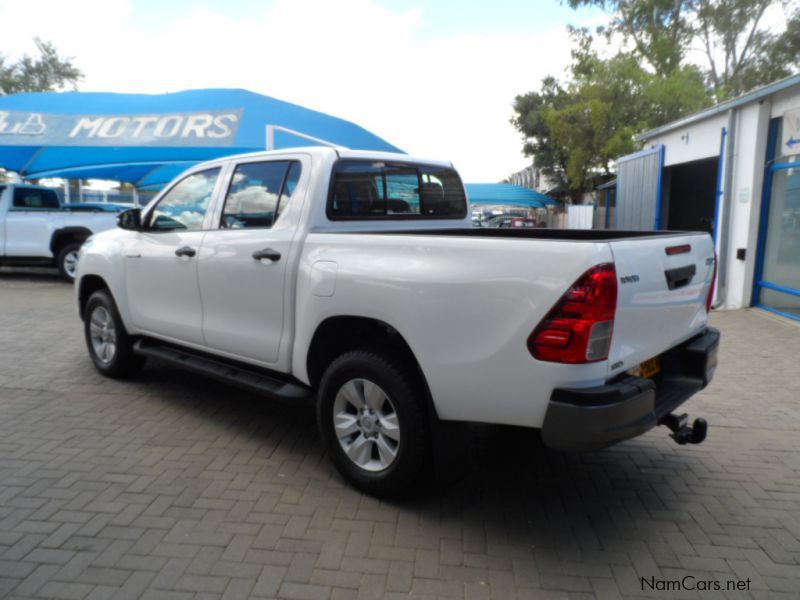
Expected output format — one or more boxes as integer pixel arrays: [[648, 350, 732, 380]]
[[56, 242, 82, 282], [317, 349, 429, 497], [83, 290, 145, 378]]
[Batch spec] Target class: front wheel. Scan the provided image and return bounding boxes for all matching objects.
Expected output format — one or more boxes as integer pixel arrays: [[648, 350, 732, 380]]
[[83, 290, 145, 378], [317, 350, 429, 497]]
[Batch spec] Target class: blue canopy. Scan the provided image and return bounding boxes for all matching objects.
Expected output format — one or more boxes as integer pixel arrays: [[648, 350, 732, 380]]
[[0, 88, 402, 188], [465, 183, 559, 208]]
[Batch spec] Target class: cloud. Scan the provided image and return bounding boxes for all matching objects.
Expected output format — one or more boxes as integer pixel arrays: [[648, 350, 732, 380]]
[[0, 0, 575, 181]]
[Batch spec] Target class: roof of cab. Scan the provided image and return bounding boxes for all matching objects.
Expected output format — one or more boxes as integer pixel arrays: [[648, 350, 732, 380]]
[[191, 146, 454, 170]]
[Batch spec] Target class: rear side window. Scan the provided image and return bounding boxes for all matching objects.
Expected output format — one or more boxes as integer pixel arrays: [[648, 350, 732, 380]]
[[220, 160, 301, 229], [328, 160, 467, 219], [13, 187, 60, 210]]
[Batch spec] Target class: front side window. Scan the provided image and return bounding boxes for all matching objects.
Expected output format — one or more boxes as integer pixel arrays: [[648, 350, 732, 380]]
[[329, 160, 467, 219], [220, 160, 301, 229], [148, 168, 220, 231], [13, 187, 60, 210]]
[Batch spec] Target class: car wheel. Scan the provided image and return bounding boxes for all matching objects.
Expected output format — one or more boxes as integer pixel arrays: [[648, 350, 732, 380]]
[[317, 349, 429, 497], [83, 290, 145, 378], [57, 242, 82, 282]]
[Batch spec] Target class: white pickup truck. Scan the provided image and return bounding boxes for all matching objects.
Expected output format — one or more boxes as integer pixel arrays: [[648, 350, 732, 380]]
[[75, 148, 720, 496], [0, 183, 119, 280]]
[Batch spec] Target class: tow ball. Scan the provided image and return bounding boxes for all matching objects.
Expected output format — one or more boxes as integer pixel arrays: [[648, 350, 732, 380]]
[[660, 413, 708, 445]]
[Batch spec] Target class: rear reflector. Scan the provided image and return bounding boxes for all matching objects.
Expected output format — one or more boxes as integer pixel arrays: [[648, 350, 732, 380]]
[[528, 263, 618, 363], [706, 254, 717, 312], [666, 244, 691, 255]]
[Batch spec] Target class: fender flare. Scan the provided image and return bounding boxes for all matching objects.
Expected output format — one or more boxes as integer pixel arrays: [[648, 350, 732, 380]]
[[50, 226, 93, 255]]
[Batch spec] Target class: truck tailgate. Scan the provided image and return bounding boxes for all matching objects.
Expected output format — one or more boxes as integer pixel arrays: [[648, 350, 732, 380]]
[[607, 233, 715, 378]]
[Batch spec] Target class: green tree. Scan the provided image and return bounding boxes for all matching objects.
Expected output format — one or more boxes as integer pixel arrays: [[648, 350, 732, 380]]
[[696, 0, 800, 97], [566, 0, 800, 98], [0, 38, 82, 95], [512, 29, 708, 200], [513, 0, 800, 199], [566, 0, 691, 77], [512, 76, 572, 193]]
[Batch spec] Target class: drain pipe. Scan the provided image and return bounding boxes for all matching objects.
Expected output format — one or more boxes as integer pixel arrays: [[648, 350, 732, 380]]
[[715, 108, 737, 307]]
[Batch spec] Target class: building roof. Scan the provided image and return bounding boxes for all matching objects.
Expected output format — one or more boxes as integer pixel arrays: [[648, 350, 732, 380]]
[[637, 73, 800, 141], [596, 179, 617, 191]]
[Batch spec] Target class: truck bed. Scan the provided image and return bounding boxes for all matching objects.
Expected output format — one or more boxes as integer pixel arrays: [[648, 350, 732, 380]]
[[309, 225, 715, 389], [349, 228, 701, 241]]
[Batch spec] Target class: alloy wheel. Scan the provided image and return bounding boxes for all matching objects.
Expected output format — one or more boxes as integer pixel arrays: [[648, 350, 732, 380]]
[[63, 250, 80, 279], [332, 378, 401, 472], [89, 306, 117, 364]]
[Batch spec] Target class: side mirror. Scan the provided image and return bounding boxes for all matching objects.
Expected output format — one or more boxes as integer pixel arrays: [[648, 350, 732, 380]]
[[117, 208, 142, 231]]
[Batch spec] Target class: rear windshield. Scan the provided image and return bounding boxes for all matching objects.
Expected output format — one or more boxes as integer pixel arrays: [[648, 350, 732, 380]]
[[328, 160, 467, 220]]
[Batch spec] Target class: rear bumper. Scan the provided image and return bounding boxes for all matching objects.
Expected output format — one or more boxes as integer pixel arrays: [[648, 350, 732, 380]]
[[541, 327, 720, 451]]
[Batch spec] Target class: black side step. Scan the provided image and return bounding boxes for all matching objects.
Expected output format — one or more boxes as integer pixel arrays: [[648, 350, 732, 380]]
[[133, 339, 314, 403]]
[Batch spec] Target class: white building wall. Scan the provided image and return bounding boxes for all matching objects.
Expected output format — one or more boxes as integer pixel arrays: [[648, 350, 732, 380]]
[[723, 101, 772, 309], [641, 89, 800, 310], [771, 87, 800, 121], [646, 114, 727, 166], [636, 79, 800, 315]]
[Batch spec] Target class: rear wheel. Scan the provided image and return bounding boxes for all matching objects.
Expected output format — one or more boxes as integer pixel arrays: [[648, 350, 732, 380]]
[[83, 290, 145, 378], [317, 349, 429, 496], [57, 242, 82, 282]]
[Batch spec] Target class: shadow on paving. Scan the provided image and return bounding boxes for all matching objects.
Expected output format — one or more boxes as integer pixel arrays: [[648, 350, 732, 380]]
[[0, 268, 63, 283], [138, 358, 700, 553]]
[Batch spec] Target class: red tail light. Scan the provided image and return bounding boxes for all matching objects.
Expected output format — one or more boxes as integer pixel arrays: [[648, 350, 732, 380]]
[[528, 263, 618, 363], [705, 253, 717, 313]]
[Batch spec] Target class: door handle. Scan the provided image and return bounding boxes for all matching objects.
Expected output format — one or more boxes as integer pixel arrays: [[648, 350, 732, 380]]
[[175, 246, 197, 258], [664, 264, 696, 290], [252, 248, 281, 262]]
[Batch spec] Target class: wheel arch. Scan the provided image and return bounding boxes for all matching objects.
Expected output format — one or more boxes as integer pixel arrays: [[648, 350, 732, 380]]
[[306, 315, 438, 418], [78, 274, 111, 320], [51, 226, 93, 256]]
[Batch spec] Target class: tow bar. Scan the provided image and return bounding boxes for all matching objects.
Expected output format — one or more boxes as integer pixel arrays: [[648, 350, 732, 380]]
[[661, 413, 708, 445]]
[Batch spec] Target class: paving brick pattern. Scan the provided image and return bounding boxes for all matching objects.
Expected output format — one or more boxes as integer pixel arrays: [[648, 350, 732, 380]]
[[0, 271, 798, 599]]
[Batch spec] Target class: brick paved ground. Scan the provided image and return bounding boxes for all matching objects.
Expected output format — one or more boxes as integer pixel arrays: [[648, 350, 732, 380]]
[[0, 271, 798, 599]]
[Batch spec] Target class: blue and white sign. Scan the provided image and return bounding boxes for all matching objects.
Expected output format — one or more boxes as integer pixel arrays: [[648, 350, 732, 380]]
[[783, 107, 800, 154], [0, 89, 402, 184], [0, 109, 242, 147]]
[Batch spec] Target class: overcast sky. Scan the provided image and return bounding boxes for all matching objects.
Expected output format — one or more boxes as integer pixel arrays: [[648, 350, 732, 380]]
[[0, 0, 601, 181]]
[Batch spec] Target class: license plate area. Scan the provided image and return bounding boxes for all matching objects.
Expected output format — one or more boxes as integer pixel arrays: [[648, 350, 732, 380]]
[[628, 356, 661, 379]]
